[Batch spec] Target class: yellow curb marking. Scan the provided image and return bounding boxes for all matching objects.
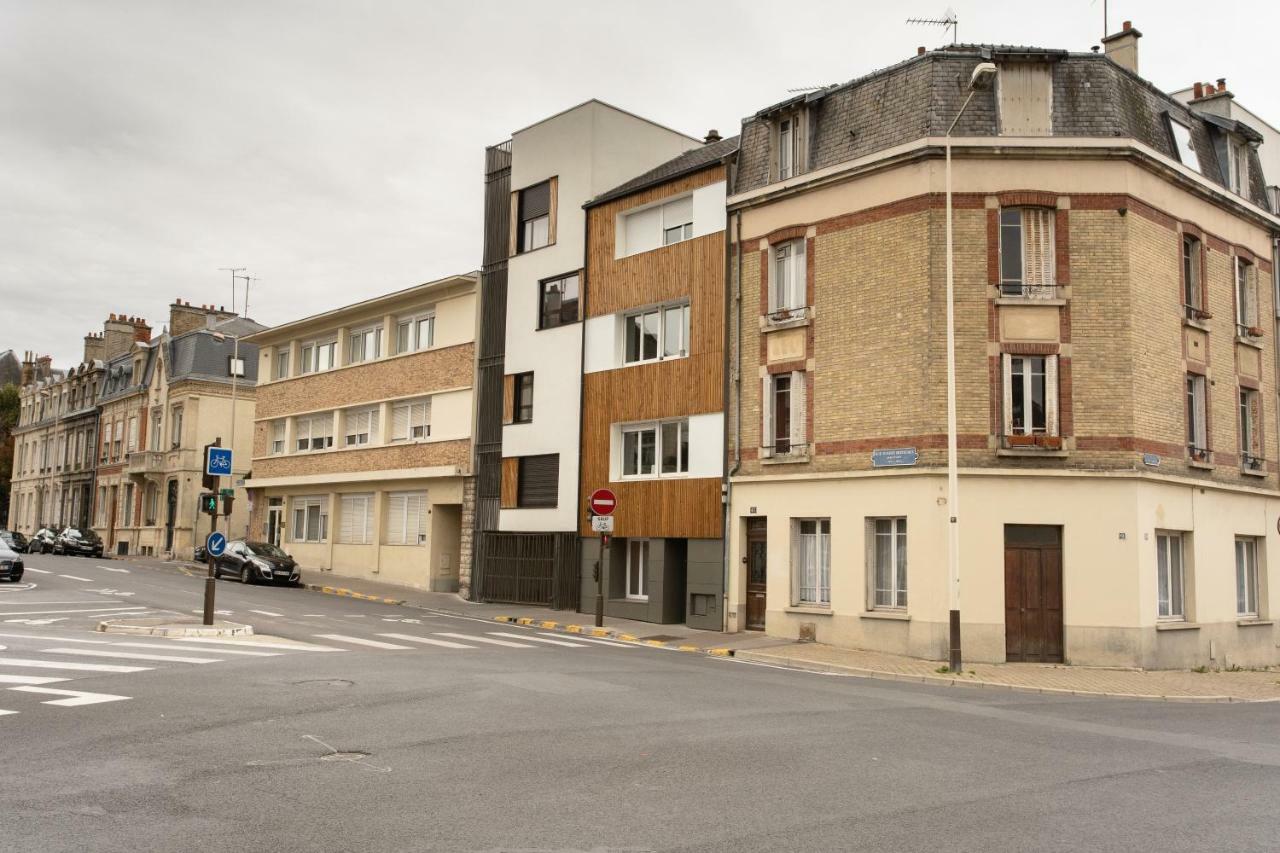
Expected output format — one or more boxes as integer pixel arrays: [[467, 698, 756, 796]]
[[618, 634, 638, 642], [590, 628, 611, 638], [706, 648, 731, 657], [644, 640, 667, 647], [540, 621, 559, 629], [677, 645, 699, 652], [565, 625, 582, 633]]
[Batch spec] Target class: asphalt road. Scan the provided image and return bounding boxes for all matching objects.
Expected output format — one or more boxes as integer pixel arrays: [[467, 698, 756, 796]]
[[2, 553, 1279, 853]]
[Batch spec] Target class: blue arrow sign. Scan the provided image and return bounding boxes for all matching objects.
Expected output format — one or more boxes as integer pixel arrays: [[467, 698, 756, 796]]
[[206, 531, 227, 558], [206, 447, 233, 477]]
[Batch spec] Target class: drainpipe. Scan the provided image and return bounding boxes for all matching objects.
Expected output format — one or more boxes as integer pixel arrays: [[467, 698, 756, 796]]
[[722, 203, 743, 631]]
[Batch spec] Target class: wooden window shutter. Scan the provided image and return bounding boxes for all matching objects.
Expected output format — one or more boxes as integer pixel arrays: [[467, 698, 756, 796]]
[[1246, 264, 1259, 327], [761, 376, 774, 458], [1001, 354, 1014, 436], [502, 375, 515, 425], [1250, 393, 1263, 455], [1022, 209, 1054, 290], [1045, 357, 1059, 437], [500, 458, 519, 509], [790, 371, 807, 450], [547, 177, 558, 246], [1193, 380, 1207, 450]]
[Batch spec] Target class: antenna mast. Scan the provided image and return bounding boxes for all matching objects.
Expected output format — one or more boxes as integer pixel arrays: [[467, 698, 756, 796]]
[[218, 267, 245, 313], [906, 7, 958, 45]]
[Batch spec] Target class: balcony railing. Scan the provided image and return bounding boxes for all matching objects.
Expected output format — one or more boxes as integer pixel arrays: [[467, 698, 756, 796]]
[[765, 305, 811, 326], [999, 283, 1059, 299], [126, 450, 165, 476], [1241, 452, 1265, 473]]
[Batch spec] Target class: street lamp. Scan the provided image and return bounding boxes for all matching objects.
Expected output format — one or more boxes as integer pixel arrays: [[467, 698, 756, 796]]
[[944, 61, 997, 674]]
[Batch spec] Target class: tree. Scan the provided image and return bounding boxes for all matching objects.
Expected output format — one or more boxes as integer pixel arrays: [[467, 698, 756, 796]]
[[0, 383, 18, 526]]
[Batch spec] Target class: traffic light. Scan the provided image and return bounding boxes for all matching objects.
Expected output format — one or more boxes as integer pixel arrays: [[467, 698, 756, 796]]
[[202, 439, 221, 491], [221, 494, 235, 516], [199, 492, 218, 516]]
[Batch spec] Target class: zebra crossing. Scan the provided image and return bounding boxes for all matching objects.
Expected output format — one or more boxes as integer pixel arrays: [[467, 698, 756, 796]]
[[0, 623, 636, 720]]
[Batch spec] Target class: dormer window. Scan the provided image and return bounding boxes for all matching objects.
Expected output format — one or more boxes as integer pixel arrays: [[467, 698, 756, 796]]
[[1228, 138, 1250, 196], [775, 112, 805, 181], [1168, 118, 1201, 174]]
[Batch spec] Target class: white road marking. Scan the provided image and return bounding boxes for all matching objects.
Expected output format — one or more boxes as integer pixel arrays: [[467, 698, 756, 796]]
[[88, 589, 135, 597], [0, 674, 70, 685], [42, 647, 223, 664], [4, 618, 67, 625], [0, 658, 151, 673], [9, 686, 130, 706], [58, 575, 94, 582], [0, 606, 147, 616], [343, 614, 366, 618], [0, 709, 15, 716], [98, 566, 130, 573], [434, 632, 533, 649], [490, 631, 589, 648], [23, 568, 51, 574], [248, 609, 284, 617], [538, 632, 634, 648], [0, 632, 112, 644], [111, 641, 281, 657], [314, 634, 412, 650], [376, 633, 474, 649], [188, 609, 232, 616], [174, 637, 342, 652]]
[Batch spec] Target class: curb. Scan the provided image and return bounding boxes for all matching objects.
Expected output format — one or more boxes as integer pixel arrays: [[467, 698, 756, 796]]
[[494, 616, 734, 657], [303, 583, 405, 606], [731, 650, 1277, 703], [97, 619, 254, 638]]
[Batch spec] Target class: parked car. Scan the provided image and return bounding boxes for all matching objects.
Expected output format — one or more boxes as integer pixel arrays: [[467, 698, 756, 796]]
[[0, 538, 25, 582], [0, 530, 28, 553], [212, 540, 300, 585], [54, 527, 104, 558], [193, 544, 207, 562], [27, 528, 58, 554]]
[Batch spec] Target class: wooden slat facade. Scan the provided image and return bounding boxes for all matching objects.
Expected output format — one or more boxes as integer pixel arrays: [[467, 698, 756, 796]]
[[500, 457, 518, 509], [580, 164, 727, 540]]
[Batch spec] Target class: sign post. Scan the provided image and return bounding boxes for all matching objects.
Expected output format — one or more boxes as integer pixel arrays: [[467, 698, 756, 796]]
[[588, 489, 617, 629], [201, 442, 233, 626]]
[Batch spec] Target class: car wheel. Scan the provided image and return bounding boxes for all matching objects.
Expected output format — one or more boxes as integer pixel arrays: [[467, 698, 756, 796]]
[[239, 565, 252, 584]]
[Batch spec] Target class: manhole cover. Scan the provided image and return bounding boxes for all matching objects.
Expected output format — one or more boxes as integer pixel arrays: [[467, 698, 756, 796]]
[[638, 634, 682, 642], [292, 679, 354, 688]]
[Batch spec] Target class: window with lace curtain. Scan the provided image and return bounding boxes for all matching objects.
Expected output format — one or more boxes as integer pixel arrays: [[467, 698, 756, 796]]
[[999, 208, 1055, 298]]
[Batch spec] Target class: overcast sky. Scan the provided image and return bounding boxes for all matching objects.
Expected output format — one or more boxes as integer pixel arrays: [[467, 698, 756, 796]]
[[3, 0, 1278, 368]]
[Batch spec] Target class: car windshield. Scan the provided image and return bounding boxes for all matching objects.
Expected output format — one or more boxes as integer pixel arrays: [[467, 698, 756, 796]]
[[245, 542, 287, 558], [64, 529, 83, 539]]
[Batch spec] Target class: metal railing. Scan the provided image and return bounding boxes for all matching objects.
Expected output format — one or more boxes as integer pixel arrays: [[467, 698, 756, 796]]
[[998, 283, 1058, 299], [765, 305, 811, 325]]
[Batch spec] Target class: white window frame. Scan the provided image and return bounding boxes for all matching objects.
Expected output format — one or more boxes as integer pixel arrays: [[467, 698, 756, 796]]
[[270, 420, 286, 455], [661, 196, 693, 246], [299, 339, 337, 374], [999, 207, 1056, 298], [761, 371, 807, 459], [170, 405, 183, 448], [626, 539, 649, 601], [1182, 235, 1202, 319], [385, 491, 428, 546], [620, 418, 688, 479], [1169, 118, 1201, 174], [1240, 387, 1262, 468], [348, 325, 382, 364], [291, 496, 328, 544], [344, 407, 379, 447], [793, 518, 831, 607], [1229, 138, 1250, 195], [395, 312, 434, 354], [1002, 353, 1058, 437], [1186, 373, 1208, 456], [1236, 257, 1256, 336], [274, 349, 290, 380], [777, 115, 803, 180], [870, 517, 908, 610], [769, 240, 806, 315], [623, 302, 689, 365], [338, 493, 374, 545], [390, 399, 430, 442], [294, 414, 334, 453], [1156, 531, 1187, 621], [1235, 536, 1260, 617]]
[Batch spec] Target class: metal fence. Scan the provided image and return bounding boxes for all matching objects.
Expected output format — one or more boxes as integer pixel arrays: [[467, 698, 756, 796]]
[[477, 531, 579, 610]]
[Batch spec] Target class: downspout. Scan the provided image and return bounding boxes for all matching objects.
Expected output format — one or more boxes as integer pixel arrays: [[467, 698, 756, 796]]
[[722, 189, 743, 632], [576, 200, 592, 612]]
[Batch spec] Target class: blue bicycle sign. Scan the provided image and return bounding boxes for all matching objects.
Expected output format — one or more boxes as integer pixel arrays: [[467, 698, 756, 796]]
[[206, 447, 233, 477]]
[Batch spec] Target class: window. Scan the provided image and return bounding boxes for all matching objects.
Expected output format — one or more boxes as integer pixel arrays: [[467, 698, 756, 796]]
[[391, 400, 430, 441], [344, 407, 379, 446], [626, 539, 649, 600], [121, 483, 134, 527], [539, 273, 579, 329], [1186, 374, 1208, 458], [777, 115, 803, 180], [348, 326, 382, 363], [270, 421, 286, 455], [144, 482, 159, 527], [299, 340, 337, 374], [1156, 532, 1186, 621], [385, 491, 428, 545], [291, 497, 328, 543], [1239, 388, 1263, 469], [274, 349, 290, 380], [338, 494, 373, 545], [761, 372, 806, 458], [871, 517, 908, 609], [1235, 258, 1257, 336], [127, 416, 138, 452], [1229, 139, 1250, 195], [1182, 235, 1202, 320], [517, 180, 552, 253], [620, 419, 688, 479], [1169, 118, 1201, 174], [1235, 536, 1260, 617], [661, 196, 693, 246], [295, 414, 334, 452], [1003, 354, 1058, 437], [395, 314, 434, 354], [769, 240, 806, 315], [1000, 208, 1055, 297], [517, 454, 559, 508], [513, 373, 534, 424], [150, 407, 162, 451], [794, 519, 831, 606], [624, 303, 689, 364], [227, 356, 246, 378], [170, 406, 183, 448], [112, 420, 123, 459]]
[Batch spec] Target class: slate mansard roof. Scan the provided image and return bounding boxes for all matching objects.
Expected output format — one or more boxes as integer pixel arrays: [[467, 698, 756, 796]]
[[733, 45, 1273, 211]]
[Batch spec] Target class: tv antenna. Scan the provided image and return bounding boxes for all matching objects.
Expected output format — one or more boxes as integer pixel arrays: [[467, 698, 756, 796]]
[[907, 7, 958, 44], [242, 276, 261, 320], [218, 267, 245, 313], [786, 85, 829, 94]]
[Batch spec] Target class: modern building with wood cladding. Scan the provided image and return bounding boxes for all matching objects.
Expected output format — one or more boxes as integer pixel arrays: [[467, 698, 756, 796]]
[[724, 27, 1280, 668], [577, 133, 737, 627], [243, 273, 478, 593], [470, 101, 700, 607]]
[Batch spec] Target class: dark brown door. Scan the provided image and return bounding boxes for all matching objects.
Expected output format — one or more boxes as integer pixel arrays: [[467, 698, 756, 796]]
[[745, 519, 768, 631], [1004, 525, 1063, 663]]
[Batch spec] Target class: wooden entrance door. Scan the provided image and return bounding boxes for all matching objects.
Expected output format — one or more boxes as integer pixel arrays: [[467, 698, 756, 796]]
[[745, 518, 768, 631], [1004, 525, 1063, 663]]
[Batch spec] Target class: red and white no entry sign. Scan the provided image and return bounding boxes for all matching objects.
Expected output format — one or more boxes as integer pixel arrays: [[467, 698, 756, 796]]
[[588, 488, 617, 516]]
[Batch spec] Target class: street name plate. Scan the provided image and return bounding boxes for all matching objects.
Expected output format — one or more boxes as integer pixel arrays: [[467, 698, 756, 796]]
[[871, 447, 918, 468]]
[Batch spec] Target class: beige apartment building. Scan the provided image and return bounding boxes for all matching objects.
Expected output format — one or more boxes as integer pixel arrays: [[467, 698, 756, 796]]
[[725, 32, 1280, 669], [244, 273, 479, 592], [93, 302, 262, 557]]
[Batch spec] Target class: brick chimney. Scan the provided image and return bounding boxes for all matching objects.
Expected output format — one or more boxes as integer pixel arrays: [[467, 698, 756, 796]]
[[169, 298, 236, 336], [82, 332, 104, 364], [102, 313, 137, 361], [35, 355, 52, 381], [131, 316, 151, 343], [1101, 20, 1141, 74], [19, 351, 35, 386], [704, 129, 722, 144]]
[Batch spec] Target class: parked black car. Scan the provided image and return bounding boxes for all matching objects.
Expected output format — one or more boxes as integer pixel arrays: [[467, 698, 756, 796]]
[[193, 544, 207, 562], [27, 528, 58, 554], [212, 541, 300, 585], [0, 530, 28, 553], [0, 539, 24, 582], [55, 528, 104, 558]]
